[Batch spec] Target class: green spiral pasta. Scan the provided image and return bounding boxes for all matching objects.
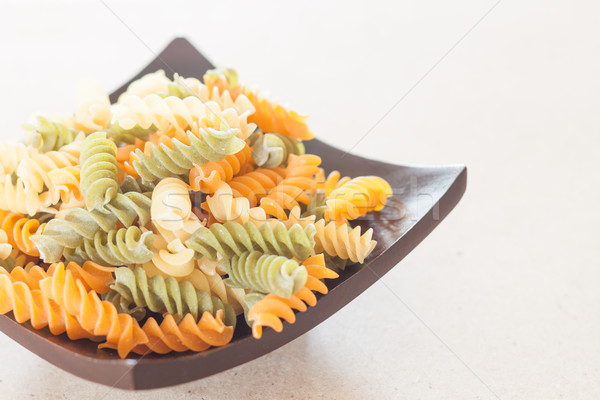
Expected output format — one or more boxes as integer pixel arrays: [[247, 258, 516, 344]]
[[31, 208, 119, 262], [132, 127, 245, 182], [64, 226, 153, 266], [105, 121, 157, 145], [104, 266, 237, 326], [220, 251, 308, 298], [80, 131, 119, 211], [302, 190, 326, 220], [252, 132, 305, 169], [24, 116, 80, 153], [31, 188, 151, 263], [164, 73, 196, 99], [185, 221, 316, 261], [104, 192, 152, 227], [119, 175, 155, 194]]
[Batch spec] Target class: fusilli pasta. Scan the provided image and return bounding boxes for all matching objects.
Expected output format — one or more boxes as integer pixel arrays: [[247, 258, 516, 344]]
[[105, 266, 237, 326], [185, 220, 316, 261], [221, 251, 308, 298], [252, 132, 305, 169], [64, 226, 154, 266], [325, 176, 393, 224], [80, 132, 119, 211], [313, 219, 377, 263]]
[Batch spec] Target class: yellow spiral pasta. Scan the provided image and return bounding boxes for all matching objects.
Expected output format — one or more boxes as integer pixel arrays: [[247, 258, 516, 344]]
[[0, 142, 38, 175], [151, 177, 203, 243], [325, 176, 392, 224], [16, 145, 81, 194], [74, 80, 111, 133], [112, 93, 255, 140], [0, 175, 53, 216], [313, 219, 377, 264]]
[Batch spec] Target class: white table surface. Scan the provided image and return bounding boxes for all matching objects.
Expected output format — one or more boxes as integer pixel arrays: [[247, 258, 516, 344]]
[[1, 1, 599, 399]]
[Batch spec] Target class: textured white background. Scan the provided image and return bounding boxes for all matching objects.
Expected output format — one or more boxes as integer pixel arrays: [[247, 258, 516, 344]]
[[1, 1, 599, 399]]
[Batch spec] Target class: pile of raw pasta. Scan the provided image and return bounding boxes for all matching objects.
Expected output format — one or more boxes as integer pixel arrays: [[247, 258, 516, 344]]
[[0, 68, 392, 358]]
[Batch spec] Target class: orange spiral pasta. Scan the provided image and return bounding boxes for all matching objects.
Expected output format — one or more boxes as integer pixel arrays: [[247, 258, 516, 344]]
[[189, 144, 253, 193], [1, 264, 48, 290], [325, 176, 392, 224], [227, 167, 286, 207], [317, 170, 351, 197], [0, 210, 46, 257], [247, 254, 338, 338], [204, 71, 314, 140], [115, 138, 144, 180], [259, 177, 317, 220], [39, 263, 234, 358], [6, 261, 114, 293], [257, 154, 322, 219], [0, 267, 94, 340]]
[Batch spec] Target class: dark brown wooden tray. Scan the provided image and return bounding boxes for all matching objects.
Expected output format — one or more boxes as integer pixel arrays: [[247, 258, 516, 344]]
[[0, 38, 467, 390]]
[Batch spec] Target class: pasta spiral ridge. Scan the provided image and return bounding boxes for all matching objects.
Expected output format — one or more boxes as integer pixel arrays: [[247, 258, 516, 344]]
[[105, 266, 237, 326], [245, 254, 338, 338], [0, 142, 38, 175], [189, 145, 253, 193], [259, 177, 317, 220], [258, 154, 321, 219], [313, 219, 377, 264], [0, 210, 45, 256], [227, 167, 286, 207], [24, 116, 80, 153], [104, 192, 152, 227], [220, 251, 308, 298], [64, 226, 154, 267], [16, 146, 80, 194], [252, 132, 305, 169], [132, 127, 245, 182], [105, 122, 157, 145], [32, 208, 119, 263], [111, 93, 255, 140], [80, 132, 119, 211], [318, 170, 351, 197], [185, 221, 316, 261], [47, 166, 83, 206], [0, 269, 94, 340], [6, 261, 114, 294], [119, 175, 156, 194], [325, 176, 392, 223], [0, 175, 50, 216]]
